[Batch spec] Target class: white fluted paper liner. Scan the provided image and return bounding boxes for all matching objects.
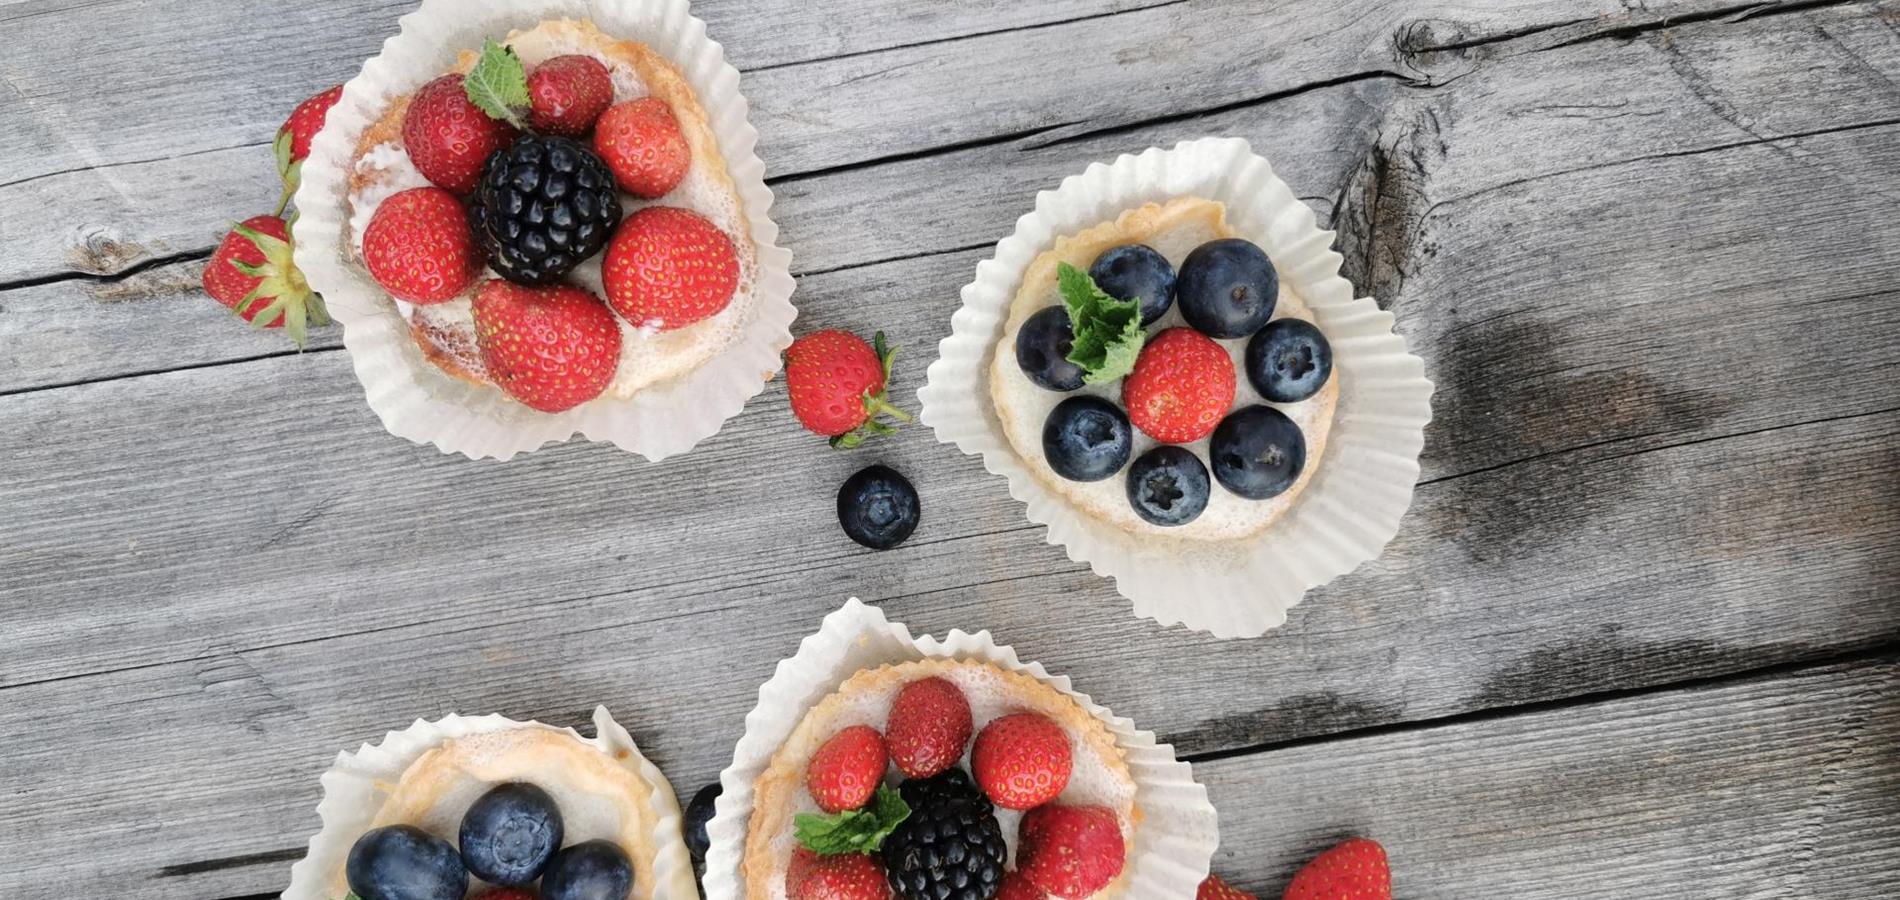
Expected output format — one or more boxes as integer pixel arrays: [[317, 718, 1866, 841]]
[[701, 599, 1218, 900], [918, 138, 1434, 638], [283, 706, 697, 900], [296, 0, 795, 461]]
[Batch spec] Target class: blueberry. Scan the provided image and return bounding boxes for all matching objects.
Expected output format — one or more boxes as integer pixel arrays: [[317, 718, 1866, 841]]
[[1125, 446, 1210, 527], [458, 782, 564, 886], [1246, 318, 1333, 403], [1042, 396, 1133, 482], [838, 465, 921, 550], [542, 840, 635, 900], [1089, 244, 1176, 326], [1015, 306, 1086, 392], [683, 782, 721, 866], [344, 825, 467, 900], [1211, 406, 1306, 500], [1176, 239, 1279, 339]]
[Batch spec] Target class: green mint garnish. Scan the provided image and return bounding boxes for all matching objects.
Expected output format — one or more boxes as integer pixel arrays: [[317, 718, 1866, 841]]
[[793, 784, 910, 855], [463, 39, 530, 129], [1058, 262, 1144, 384]]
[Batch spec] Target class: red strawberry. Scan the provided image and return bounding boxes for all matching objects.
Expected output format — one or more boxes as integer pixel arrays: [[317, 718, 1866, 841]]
[[602, 206, 739, 331], [997, 872, 1048, 900], [806, 725, 888, 813], [472, 280, 623, 413], [529, 55, 614, 136], [971, 712, 1072, 810], [593, 98, 690, 198], [275, 84, 345, 210], [1282, 837, 1390, 900], [885, 677, 973, 778], [1123, 327, 1236, 443], [403, 74, 518, 194], [784, 330, 912, 449], [788, 849, 893, 900], [1200, 875, 1258, 900], [202, 215, 330, 346], [1017, 805, 1125, 899], [363, 187, 480, 304]]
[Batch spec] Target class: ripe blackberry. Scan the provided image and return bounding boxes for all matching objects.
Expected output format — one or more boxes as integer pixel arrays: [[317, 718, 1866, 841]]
[[470, 135, 622, 286], [882, 769, 1007, 900]]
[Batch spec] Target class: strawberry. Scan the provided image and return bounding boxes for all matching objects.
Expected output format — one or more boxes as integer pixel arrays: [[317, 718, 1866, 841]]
[[1016, 805, 1125, 900], [202, 215, 330, 346], [274, 84, 344, 213], [806, 725, 889, 814], [997, 872, 1048, 900], [602, 206, 738, 331], [403, 74, 518, 195], [971, 712, 1072, 810], [529, 55, 614, 136], [472, 280, 623, 413], [784, 330, 912, 449], [1282, 837, 1390, 900], [788, 848, 893, 900], [1123, 326, 1236, 443], [885, 677, 973, 778], [593, 98, 690, 198], [362, 187, 479, 304], [1200, 875, 1258, 900]]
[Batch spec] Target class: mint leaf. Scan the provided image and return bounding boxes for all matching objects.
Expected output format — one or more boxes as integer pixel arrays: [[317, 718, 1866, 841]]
[[464, 39, 529, 128], [1059, 262, 1144, 384], [794, 785, 910, 855]]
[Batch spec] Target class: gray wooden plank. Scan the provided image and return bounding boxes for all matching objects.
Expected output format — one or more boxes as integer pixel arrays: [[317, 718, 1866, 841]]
[[1200, 656, 1900, 899]]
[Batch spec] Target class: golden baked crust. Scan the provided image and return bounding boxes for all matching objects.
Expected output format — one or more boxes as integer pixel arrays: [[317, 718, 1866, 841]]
[[742, 658, 1139, 900], [988, 196, 1339, 541]]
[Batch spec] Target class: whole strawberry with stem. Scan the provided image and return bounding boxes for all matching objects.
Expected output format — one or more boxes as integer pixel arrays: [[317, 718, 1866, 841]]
[[1282, 837, 1390, 900], [275, 84, 343, 212], [202, 215, 329, 347], [785, 330, 912, 449], [473, 280, 623, 413]]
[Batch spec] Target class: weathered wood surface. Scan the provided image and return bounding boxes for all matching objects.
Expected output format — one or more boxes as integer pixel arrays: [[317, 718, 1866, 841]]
[[2, 0, 1898, 897]]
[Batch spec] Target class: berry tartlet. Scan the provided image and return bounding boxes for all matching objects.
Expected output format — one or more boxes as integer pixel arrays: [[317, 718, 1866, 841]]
[[703, 600, 1218, 900], [284, 708, 696, 900]]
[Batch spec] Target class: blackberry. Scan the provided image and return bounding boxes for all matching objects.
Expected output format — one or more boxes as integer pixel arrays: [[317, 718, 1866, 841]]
[[470, 135, 622, 286], [883, 769, 1007, 900]]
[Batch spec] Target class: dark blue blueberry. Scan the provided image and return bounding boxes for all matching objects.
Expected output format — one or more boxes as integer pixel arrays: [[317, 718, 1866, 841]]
[[1125, 446, 1210, 527], [1042, 395, 1133, 482], [683, 782, 721, 866], [542, 840, 635, 900], [1089, 244, 1176, 326], [1176, 239, 1279, 339], [1211, 406, 1306, 500], [1015, 306, 1086, 392], [1246, 318, 1333, 403], [838, 465, 921, 550], [344, 825, 467, 900], [458, 781, 564, 886]]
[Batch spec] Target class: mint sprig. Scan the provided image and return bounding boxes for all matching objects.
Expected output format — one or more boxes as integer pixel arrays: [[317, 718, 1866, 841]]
[[464, 39, 530, 129], [1058, 262, 1144, 383], [793, 784, 910, 855]]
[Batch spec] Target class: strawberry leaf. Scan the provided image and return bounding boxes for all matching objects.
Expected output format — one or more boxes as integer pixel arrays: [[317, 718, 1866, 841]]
[[464, 40, 530, 129], [794, 785, 910, 855], [1058, 262, 1144, 384]]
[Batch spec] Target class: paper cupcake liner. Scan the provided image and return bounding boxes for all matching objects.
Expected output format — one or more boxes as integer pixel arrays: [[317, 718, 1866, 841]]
[[296, 0, 795, 461], [283, 706, 697, 900], [701, 599, 1218, 899], [918, 137, 1434, 638]]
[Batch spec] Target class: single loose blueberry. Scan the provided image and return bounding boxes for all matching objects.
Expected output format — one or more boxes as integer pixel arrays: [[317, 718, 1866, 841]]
[[1245, 318, 1333, 403], [838, 465, 921, 550], [1042, 395, 1133, 482], [458, 782, 564, 886], [1015, 306, 1087, 392], [1089, 244, 1176, 326], [345, 825, 467, 900], [683, 782, 721, 865], [542, 840, 635, 900], [1210, 406, 1306, 500], [1126, 446, 1211, 527], [1176, 239, 1279, 339]]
